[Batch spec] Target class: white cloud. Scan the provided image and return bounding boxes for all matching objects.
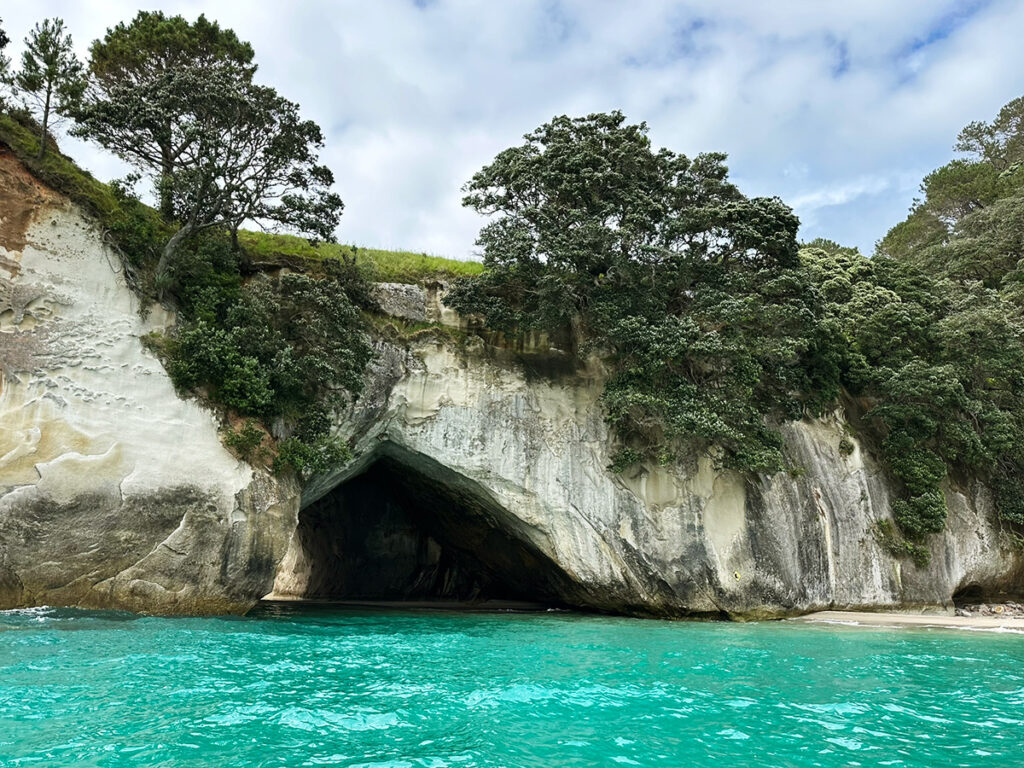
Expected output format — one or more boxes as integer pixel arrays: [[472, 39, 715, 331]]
[[789, 175, 894, 215], [2, 0, 1023, 257]]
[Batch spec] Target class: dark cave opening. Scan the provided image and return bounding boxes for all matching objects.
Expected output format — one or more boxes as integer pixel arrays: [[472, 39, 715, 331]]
[[275, 447, 577, 607]]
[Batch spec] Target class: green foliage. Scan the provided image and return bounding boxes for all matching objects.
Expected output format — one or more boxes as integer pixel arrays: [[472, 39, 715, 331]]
[[0, 19, 9, 89], [78, 11, 255, 220], [0, 112, 373, 481], [168, 252, 372, 421], [873, 520, 932, 568], [992, 476, 1024, 526], [274, 435, 351, 478], [237, 230, 483, 284], [868, 94, 1024, 531], [162, 231, 374, 476], [10, 18, 85, 160], [608, 447, 644, 474], [892, 490, 947, 540], [224, 420, 266, 462], [75, 13, 342, 290], [448, 111, 834, 474]]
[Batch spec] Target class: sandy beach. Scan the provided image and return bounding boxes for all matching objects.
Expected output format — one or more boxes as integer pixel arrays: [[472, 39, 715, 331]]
[[795, 610, 1024, 631]]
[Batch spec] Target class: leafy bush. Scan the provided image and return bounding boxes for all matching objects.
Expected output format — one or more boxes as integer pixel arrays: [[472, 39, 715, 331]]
[[447, 111, 837, 475], [224, 420, 266, 461], [274, 435, 351, 478], [874, 520, 932, 568], [892, 490, 947, 540], [169, 253, 372, 420]]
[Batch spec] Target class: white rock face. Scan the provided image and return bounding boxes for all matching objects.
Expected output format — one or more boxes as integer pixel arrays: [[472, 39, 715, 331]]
[[0, 154, 298, 614], [1, 159, 1019, 617], [279, 290, 1023, 617]]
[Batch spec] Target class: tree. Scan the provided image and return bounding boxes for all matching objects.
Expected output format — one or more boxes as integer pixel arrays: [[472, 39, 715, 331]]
[[448, 112, 829, 473], [0, 18, 10, 77], [955, 96, 1024, 171], [879, 95, 1024, 269], [74, 11, 255, 219], [148, 62, 342, 289], [0, 19, 10, 107], [14, 19, 85, 160]]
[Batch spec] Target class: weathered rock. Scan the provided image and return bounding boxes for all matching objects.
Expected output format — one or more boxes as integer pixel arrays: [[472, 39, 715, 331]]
[[274, 327, 1023, 618], [0, 153, 300, 615], [1, 152, 1020, 618], [373, 281, 428, 322]]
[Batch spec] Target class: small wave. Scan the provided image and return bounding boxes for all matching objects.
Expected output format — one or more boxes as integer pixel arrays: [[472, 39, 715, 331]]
[[811, 619, 862, 627], [954, 625, 1024, 635], [0, 605, 57, 622]]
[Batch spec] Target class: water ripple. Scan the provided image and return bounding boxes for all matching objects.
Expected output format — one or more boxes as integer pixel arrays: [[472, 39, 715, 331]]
[[2, 608, 1022, 767]]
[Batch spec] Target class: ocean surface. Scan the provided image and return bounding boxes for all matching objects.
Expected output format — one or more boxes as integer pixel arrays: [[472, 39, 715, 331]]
[[1, 605, 1021, 767]]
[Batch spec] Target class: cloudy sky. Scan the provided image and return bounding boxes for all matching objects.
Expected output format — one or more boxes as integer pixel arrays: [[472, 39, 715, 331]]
[[5, 1, 1024, 258]]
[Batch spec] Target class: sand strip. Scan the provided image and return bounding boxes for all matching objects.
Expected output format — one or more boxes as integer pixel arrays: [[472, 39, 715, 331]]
[[794, 610, 1024, 631]]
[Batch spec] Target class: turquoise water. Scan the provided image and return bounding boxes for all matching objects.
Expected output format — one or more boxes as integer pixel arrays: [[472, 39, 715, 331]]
[[1, 606, 1022, 767]]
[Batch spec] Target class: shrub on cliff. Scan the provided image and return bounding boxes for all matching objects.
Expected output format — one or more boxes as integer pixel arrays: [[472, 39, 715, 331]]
[[447, 111, 839, 474], [168, 240, 373, 431]]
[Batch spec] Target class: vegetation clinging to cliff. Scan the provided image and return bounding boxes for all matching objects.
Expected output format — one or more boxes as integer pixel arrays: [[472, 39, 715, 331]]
[[449, 101, 1024, 554], [871, 96, 1024, 531], [0, 12, 376, 478], [447, 111, 837, 475]]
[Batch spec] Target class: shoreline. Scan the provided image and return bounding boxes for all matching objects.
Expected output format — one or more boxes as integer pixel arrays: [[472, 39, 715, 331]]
[[793, 610, 1024, 631]]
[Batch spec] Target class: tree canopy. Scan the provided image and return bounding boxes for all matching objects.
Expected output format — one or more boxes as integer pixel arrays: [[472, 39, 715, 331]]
[[11, 19, 85, 159], [450, 102, 1024, 561], [146, 62, 342, 285], [75, 11, 255, 219], [0, 18, 9, 72], [73, 14, 343, 295], [448, 111, 831, 474]]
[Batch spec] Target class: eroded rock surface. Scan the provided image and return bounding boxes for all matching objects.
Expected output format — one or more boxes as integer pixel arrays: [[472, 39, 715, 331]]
[[273, 292, 1023, 618], [1, 150, 1020, 618], [0, 152, 299, 614]]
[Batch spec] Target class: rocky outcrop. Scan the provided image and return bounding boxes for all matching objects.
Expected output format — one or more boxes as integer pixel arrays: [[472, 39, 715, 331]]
[[268, 317, 1022, 617], [0, 151, 299, 614], [1, 151, 1020, 617]]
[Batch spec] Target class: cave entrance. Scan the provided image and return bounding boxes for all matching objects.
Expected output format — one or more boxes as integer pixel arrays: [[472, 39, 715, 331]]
[[266, 445, 576, 608]]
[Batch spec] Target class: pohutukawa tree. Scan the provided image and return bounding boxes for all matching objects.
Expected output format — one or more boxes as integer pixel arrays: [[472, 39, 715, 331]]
[[73, 11, 256, 220], [72, 13, 342, 295], [447, 111, 832, 474], [151, 62, 343, 283], [12, 18, 85, 160]]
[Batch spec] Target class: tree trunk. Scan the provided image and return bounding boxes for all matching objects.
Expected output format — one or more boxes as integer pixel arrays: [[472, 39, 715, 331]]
[[38, 85, 52, 161], [159, 145, 175, 221], [155, 222, 195, 299]]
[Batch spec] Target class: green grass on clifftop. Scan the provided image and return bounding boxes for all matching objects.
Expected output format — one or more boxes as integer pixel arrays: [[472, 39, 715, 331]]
[[238, 231, 483, 285], [0, 112, 169, 292]]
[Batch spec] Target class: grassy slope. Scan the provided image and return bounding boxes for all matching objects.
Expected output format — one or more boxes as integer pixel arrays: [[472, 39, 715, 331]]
[[0, 113, 481, 286], [238, 231, 482, 285]]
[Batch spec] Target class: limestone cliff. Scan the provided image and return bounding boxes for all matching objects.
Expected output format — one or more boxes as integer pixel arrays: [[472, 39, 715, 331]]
[[0, 150, 1020, 617], [0, 150, 299, 613]]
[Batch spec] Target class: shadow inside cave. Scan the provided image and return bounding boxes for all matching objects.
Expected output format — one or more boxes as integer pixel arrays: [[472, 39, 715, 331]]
[[263, 445, 579, 610]]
